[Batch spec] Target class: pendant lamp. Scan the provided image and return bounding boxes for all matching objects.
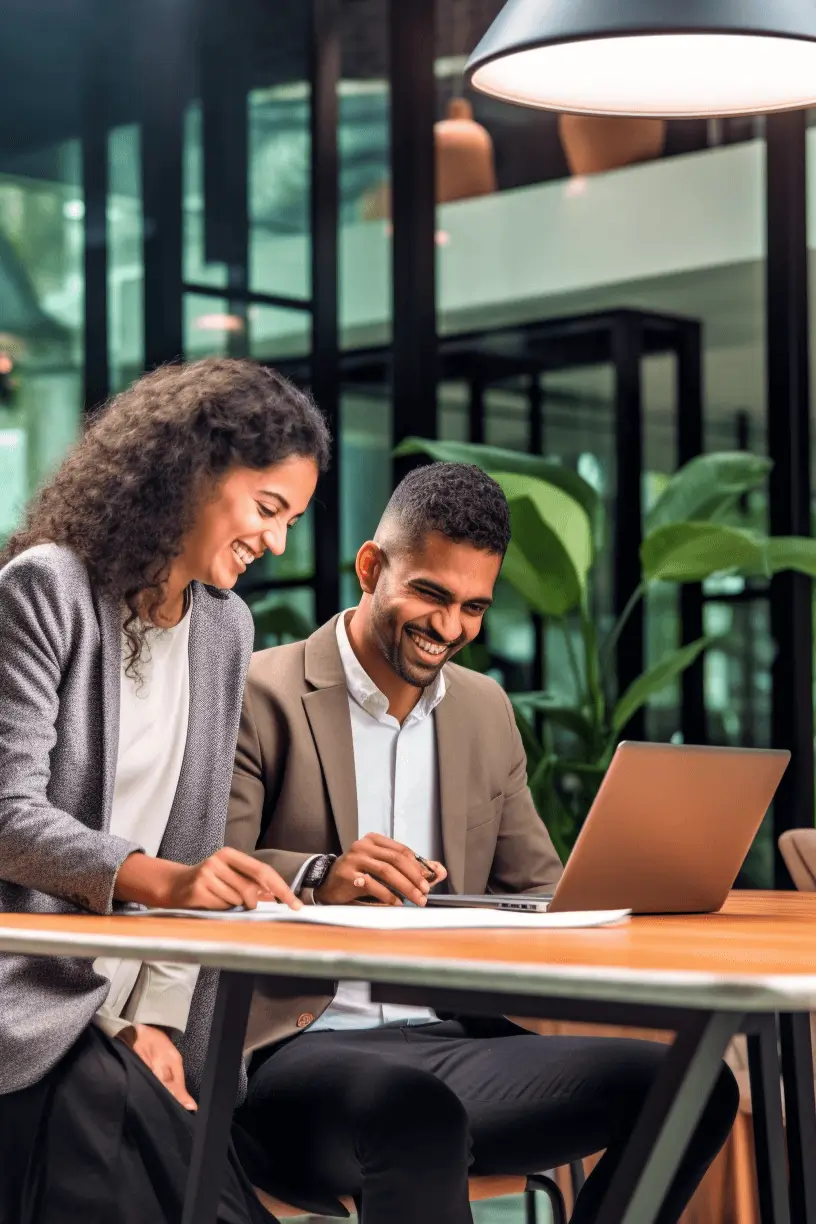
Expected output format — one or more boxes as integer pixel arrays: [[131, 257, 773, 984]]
[[465, 0, 816, 118]]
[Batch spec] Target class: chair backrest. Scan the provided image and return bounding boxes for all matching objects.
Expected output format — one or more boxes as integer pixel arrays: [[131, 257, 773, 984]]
[[777, 829, 816, 1083], [778, 829, 816, 892]]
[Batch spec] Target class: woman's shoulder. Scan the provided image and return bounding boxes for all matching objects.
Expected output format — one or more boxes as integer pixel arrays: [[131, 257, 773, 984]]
[[0, 546, 93, 661], [0, 543, 91, 603]]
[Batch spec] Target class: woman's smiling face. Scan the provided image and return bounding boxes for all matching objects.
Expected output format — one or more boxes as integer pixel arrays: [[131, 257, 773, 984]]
[[181, 455, 319, 589]]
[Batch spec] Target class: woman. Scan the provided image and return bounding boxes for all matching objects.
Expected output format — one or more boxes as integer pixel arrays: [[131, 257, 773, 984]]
[[0, 357, 330, 1223]]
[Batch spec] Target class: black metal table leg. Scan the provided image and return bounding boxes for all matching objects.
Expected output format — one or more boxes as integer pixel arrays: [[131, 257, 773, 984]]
[[780, 1013, 816, 1224], [594, 1010, 742, 1224], [747, 1014, 790, 1224], [181, 970, 255, 1224]]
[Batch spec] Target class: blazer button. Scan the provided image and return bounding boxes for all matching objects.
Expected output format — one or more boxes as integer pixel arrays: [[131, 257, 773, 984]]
[[296, 1012, 314, 1029]]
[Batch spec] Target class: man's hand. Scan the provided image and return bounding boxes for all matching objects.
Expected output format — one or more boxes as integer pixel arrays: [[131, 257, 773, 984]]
[[314, 833, 447, 906], [115, 847, 303, 912], [117, 1023, 197, 1110]]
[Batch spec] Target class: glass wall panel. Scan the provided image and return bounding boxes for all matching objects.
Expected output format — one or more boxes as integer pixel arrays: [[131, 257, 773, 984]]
[[0, 140, 84, 542], [183, 103, 229, 292], [108, 124, 144, 393], [249, 84, 310, 303], [183, 293, 239, 358], [340, 385, 392, 609], [248, 303, 310, 363], [339, 1, 391, 350]]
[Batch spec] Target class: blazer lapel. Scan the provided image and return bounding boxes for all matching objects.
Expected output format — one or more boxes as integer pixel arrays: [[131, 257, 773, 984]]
[[161, 583, 252, 863], [94, 590, 122, 832], [303, 618, 359, 853], [170, 588, 211, 844], [302, 688, 359, 853], [435, 680, 468, 894]]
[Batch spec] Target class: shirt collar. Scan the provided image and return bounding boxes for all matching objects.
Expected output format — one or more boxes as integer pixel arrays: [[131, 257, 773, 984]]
[[335, 610, 446, 724]]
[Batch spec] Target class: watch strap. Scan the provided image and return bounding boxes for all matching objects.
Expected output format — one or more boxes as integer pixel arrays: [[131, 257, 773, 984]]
[[301, 853, 337, 891]]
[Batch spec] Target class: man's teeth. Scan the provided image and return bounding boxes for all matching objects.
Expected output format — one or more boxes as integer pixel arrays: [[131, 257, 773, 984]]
[[231, 541, 255, 565], [412, 634, 446, 656]]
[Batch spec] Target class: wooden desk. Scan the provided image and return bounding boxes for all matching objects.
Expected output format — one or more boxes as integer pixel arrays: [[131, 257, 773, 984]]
[[1, 892, 814, 1224]]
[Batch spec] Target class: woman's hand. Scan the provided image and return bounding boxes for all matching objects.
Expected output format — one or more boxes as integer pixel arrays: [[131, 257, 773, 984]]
[[114, 847, 303, 912], [117, 1023, 197, 1110]]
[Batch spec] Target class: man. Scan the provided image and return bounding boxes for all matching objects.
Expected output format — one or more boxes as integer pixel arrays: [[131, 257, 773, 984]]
[[228, 462, 738, 1224]]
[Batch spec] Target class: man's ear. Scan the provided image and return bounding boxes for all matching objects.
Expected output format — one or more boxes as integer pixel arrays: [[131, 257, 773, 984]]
[[356, 541, 383, 594]]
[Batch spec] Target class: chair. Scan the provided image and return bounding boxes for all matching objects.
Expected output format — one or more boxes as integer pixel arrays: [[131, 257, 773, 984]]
[[254, 1172, 572, 1223], [779, 827, 816, 893], [777, 828, 816, 1083]]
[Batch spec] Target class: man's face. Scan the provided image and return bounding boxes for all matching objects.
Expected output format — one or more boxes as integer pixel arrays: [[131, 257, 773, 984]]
[[366, 531, 501, 689]]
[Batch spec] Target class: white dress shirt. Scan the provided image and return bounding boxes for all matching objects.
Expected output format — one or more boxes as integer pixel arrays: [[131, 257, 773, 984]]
[[93, 606, 200, 1038], [310, 611, 445, 1031]]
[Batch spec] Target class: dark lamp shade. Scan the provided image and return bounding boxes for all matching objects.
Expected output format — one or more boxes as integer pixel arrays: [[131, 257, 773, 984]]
[[465, 0, 816, 118]]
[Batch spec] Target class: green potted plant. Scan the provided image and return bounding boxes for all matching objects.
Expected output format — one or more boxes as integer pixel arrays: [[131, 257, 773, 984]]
[[396, 438, 816, 860]]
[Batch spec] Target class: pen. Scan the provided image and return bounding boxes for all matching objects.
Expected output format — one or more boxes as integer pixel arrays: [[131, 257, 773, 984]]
[[356, 856, 441, 905], [415, 853, 440, 884]]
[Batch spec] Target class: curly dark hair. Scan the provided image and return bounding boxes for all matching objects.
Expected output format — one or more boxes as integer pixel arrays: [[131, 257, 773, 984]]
[[380, 462, 510, 556], [2, 357, 331, 672]]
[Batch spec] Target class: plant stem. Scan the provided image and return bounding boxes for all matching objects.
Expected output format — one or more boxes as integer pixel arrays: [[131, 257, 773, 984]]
[[599, 581, 646, 680], [580, 606, 605, 744], [560, 618, 584, 702]]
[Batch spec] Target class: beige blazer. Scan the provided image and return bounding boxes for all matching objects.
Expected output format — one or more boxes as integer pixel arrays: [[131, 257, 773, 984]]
[[227, 615, 563, 1053]]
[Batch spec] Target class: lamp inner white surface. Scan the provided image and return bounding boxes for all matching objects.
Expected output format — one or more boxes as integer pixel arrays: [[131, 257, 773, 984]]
[[470, 33, 816, 118]]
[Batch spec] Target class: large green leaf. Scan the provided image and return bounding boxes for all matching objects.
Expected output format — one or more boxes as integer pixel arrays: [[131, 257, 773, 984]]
[[526, 754, 574, 862], [641, 522, 766, 583], [509, 691, 595, 749], [500, 470, 591, 576], [611, 636, 714, 736], [394, 436, 603, 543], [767, 536, 816, 578], [646, 452, 772, 533], [498, 479, 591, 617]]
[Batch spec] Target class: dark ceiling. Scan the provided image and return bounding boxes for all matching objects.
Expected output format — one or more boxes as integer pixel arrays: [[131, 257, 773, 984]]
[[0, 0, 712, 188], [0, 0, 512, 165]]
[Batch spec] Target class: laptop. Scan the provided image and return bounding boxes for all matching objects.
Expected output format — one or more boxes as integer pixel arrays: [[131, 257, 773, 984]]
[[426, 741, 790, 916]]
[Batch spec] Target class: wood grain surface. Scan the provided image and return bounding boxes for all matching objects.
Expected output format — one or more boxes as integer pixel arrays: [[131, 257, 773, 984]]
[[0, 892, 814, 989]]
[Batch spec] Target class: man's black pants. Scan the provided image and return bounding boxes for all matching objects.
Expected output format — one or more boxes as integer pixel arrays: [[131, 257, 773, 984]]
[[235, 1018, 739, 1224]]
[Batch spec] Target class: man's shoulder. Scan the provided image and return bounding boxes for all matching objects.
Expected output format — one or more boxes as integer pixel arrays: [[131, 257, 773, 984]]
[[247, 639, 309, 694], [444, 661, 510, 710]]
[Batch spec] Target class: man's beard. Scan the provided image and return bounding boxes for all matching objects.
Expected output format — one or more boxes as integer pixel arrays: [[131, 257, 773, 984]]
[[372, 605, 460, 689]]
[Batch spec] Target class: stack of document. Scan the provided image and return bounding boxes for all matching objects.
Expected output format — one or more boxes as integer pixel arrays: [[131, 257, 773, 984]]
[[122, 903, 630, 931]]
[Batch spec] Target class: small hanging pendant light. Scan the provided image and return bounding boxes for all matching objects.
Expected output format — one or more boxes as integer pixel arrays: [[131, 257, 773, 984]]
[[435, 97, 497, 204], [465, 0, 816, 118]]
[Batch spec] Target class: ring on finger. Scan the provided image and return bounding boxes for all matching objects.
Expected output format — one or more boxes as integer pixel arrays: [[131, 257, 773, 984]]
[[353, 875, 366, 889]]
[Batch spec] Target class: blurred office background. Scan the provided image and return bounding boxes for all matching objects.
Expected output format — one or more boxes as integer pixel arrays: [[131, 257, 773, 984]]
[[0, 0, 813, 897]]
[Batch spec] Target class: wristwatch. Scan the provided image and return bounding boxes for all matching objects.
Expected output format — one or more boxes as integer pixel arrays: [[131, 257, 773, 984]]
[[300, 854, 337, 892]]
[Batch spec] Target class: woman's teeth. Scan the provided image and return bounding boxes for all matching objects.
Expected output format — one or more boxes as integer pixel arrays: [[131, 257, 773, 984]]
[[411, 633, 446, 657], [231, 541, 255, 566]]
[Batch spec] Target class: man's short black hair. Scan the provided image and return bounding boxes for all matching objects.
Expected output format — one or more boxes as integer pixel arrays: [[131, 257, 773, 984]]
[[378, 462, 511, 556]]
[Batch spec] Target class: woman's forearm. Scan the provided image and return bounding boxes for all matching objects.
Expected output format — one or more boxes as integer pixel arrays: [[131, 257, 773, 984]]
[[113, 852, 184, 907]]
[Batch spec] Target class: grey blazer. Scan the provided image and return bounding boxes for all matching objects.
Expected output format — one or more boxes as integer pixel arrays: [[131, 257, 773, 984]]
[[0, 544, 254, 1096]]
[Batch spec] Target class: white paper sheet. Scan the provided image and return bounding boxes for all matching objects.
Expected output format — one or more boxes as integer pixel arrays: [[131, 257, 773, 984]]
[[122, 903, 631, 930]]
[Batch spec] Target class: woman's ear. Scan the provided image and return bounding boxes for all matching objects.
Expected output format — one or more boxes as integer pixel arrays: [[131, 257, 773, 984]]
[[356, 541, 382, 594]]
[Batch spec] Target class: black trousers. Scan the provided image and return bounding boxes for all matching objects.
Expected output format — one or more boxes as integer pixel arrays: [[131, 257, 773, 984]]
[[235, 1018, 739, 1224], [0, 1025, 274, 1224]]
